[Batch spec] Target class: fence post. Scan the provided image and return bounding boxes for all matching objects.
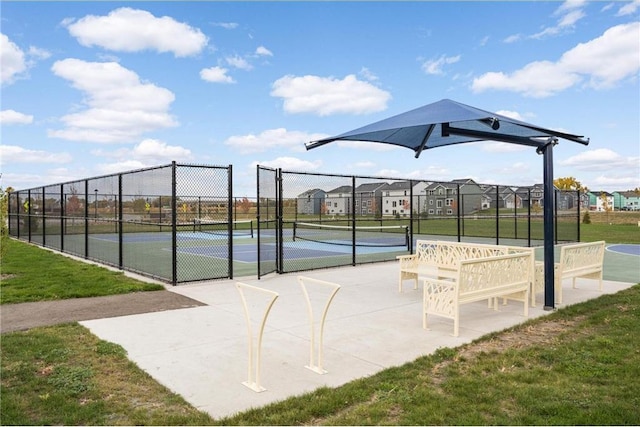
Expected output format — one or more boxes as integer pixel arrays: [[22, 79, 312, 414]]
[[409, 180, 414, 253], [576, 189, 581, 242], [41, 187, 46, 247], [118, 174, 123, 269], [495, 185, 500, 245], [171, 161, 177, 285], [277, 168, 283, 273], [351, 176, 356, 266], [60, 185, 64, 252], [457, 183, 461, 242], [84, 180, 89, 258], [228, 165, 233, 279], [26, 189, 31, 242]]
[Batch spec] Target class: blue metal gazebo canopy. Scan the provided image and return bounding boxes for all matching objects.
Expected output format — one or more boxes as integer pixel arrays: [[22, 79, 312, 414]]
[[306, 98, 589, 156], [306, 98, 590, 310]]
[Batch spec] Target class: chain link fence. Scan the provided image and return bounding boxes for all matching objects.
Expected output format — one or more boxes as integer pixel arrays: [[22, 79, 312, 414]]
[[8, 163, 232, 285], [9, 163, 580, 282], [257, 167, 581, 276]]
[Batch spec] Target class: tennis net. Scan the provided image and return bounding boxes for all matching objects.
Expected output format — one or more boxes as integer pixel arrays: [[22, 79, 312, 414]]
[[292, 221, 409, 248], [193, 219, 254, 238]]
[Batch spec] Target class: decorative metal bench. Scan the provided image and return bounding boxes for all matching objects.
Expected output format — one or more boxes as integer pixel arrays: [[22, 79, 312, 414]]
[[422, 252, 533, 337], [532, 240, 605, 305], [397, 240, 535, 295]]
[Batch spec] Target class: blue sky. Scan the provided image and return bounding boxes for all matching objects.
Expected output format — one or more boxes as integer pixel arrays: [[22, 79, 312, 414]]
[[1, 1, 639, 197]]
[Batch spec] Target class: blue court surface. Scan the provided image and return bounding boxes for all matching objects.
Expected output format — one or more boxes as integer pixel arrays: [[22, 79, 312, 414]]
[[90, 231, 250, 244], [606, 244, 640, 256], [177, 240, 407, 263]]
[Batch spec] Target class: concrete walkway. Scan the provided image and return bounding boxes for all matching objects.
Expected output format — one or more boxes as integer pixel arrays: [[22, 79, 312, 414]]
[[79, 260, 636, 420]]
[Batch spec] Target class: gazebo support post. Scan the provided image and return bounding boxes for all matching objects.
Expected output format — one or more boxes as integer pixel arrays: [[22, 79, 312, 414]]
[[538, 137, 558, 311]]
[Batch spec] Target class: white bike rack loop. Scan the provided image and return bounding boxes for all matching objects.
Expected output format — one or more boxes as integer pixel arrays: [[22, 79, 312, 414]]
[[297, 276, 341, 375], [235, 282, 279, 392]]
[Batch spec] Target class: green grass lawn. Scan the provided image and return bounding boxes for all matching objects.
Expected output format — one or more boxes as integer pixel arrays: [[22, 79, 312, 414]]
[[0, 238, 164, 304], [1, 226, 639, 425], [2, 285, 638, 425]]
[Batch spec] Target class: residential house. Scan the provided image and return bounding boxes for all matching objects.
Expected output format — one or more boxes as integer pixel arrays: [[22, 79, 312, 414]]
[[613, 190, 640, 210], [587, 191, 614, 211], [296, 188, 326, 215], [324, 185, 352, 216], [380, 180, 430, 217], [355, 182, 387, 217], [556, 190, 577, 211], [422, 178, 482, 216], [481, 185, 522, 210]]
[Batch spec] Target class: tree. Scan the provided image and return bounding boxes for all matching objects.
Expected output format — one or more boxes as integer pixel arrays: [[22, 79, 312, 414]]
[[600, 192, 612, 213], [236, 197, 252, 214], [554, 176, 588, 192]]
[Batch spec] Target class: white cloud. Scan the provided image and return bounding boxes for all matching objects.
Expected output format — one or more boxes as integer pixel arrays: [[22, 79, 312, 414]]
[[64, 7, 208, 57], [530, 0, 587, 39], [560, 148, 639, 171], [350, 161, 376, 168], [1, 33, 26, 85], [421, 54, 461, 75], [503, 34, 522, 44], [27, 46, 51, 61], [617, 0, 640, 16], [49, 58, 178, 143], [250, 156, 323, 171], [91, 139, 192, 165], [472, 22, 640, 97], [561, 22, 640, 89], [271, 74, 391, 116], [0, 109, 34, 124], [95, 160, 148, 175], [592, 174, 640, 189], [224, 128, 327, 154], [200, 66, 235, 83], [495, 110, 527, 121], [213, 22, 239, 29], [494, 161, 531, 175], [359, 67, 379, 81], [255, 46, 273, 56], [226, 54, 253, 70], [133, 139, 192, 161], [0, 145, 72, 164]]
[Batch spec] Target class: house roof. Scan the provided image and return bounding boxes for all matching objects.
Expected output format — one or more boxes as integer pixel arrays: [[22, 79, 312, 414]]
[[326, 185, 352, 194], [297, 188, 326, 198], [355, 182, 387, 193], [614, 190, 640, 198]]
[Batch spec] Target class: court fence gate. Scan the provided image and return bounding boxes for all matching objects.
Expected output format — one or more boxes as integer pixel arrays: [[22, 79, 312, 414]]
[[256, 166, 581, 278], [8, 162, 233, 285]]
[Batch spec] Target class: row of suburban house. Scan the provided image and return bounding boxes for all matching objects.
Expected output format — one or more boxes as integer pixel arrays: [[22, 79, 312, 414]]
[[296, 179, 640, 217], [587, 190, 640, 212]]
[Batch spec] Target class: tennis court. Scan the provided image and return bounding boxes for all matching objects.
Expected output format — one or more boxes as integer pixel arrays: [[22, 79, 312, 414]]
[[607, 244, 640, 256], [10, 162, 582, 285]]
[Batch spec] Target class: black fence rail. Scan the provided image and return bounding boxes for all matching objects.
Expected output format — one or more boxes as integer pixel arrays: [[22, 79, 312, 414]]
[[8, 162, 233, 285], [257, 166, 581, 277]]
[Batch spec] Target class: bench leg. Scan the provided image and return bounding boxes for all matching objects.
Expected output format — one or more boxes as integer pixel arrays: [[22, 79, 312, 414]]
[[453, 313, 459, 337], [398, 272, 418, 293], [598, 272, 603, 292]]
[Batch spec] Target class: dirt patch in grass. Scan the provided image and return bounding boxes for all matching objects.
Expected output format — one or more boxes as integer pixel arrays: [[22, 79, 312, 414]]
[[1, 291, 205, 333], [430, 316, 587, 383]]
